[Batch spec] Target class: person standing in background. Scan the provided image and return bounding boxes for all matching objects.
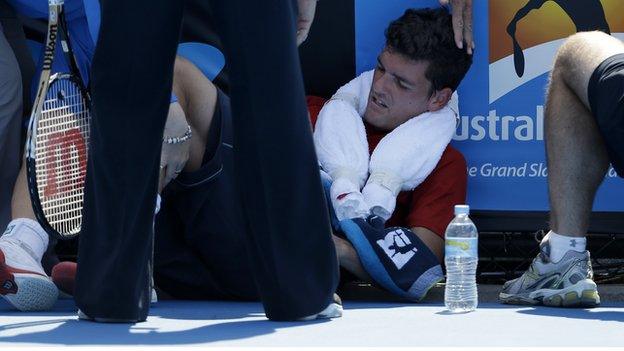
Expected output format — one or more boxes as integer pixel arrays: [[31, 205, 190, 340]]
[[75, 0, 341, 322], [0, 1, 24, 230]]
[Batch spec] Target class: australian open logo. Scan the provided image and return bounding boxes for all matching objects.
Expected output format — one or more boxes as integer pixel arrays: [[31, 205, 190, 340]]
[[456, 0, 623, 142], [42, 24, 59, 71], [376, 229, 418, 270], [489, 0, 616, 104]]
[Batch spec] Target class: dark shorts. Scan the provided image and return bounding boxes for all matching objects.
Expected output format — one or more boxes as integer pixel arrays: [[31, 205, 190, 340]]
[[588, 53, 624, 177], [154, 89, 259, 300]]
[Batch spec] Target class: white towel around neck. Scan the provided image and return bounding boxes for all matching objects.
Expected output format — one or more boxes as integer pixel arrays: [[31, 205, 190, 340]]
[[314, 70, 459, 221]]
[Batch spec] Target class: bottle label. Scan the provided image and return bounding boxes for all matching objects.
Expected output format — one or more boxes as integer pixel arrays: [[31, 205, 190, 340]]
[[445, 237, 478, 258]]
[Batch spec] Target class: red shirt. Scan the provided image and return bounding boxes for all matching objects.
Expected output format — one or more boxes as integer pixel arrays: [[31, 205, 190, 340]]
[[307, 96, 467, 237]]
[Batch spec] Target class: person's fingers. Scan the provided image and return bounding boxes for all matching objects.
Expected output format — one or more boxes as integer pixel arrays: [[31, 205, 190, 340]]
[[164, 162, 183, 189], [158, 164, 166, 193], [163, 169, 174, 190], [182, 153, 190, 171], [296, 0, 317, 46], [439, 0, 450, 5], [450, 0, 464, 50], [463, 0, 474, 55], [296, 27, 310, 46]]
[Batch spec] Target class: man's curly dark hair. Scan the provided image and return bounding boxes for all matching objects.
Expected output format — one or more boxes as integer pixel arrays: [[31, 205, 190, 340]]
[[385, 8, 473, 92]]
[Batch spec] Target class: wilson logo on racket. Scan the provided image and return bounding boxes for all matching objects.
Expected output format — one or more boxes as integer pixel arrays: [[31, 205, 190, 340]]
[[1, 280, 16, 294], [43, 127, 87, 198], [42, 24, 58, 70]]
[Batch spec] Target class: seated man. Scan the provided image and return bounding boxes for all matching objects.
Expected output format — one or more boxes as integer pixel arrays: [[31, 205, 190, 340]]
[[311, 8, 472, 299], [0, 56, 342, 321], [500, 31, 624, 307]]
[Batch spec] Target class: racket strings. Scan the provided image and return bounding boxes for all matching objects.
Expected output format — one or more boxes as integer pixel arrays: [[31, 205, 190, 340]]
[[34, 77, 90, 236]]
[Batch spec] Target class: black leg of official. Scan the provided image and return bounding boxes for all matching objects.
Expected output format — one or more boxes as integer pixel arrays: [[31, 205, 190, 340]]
[[75, 0, 183, 321], [207, 0, 339, 320]]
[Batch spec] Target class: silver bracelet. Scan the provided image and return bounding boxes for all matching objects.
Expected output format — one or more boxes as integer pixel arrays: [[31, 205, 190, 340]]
[[163, 125, 192, 144]]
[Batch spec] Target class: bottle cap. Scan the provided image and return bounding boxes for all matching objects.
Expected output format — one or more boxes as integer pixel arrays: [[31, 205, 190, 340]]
[[454, 204, 470, 215]]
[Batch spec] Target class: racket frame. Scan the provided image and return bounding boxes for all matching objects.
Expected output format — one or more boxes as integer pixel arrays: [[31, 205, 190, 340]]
[[26, 0, 91, 240]]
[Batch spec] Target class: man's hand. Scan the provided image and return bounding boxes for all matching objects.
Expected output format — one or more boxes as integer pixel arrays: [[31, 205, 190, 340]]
[[296, 0, 318, 46], [159, 102, 191, 191], [440, 0, 474, 55]]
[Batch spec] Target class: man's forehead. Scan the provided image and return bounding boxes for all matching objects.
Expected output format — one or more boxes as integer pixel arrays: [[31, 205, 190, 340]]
[[380, 48, 428, 69], [379, 49, 429, 85]]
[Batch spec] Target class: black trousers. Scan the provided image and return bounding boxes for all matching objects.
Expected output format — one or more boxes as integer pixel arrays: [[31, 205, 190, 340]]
[[75, 0, 338, 321], [0, 0, 34, 116]]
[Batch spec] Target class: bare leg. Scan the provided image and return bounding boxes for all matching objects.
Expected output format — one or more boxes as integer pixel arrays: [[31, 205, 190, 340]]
[[546, 32, 624, 236], [10, 163, 59, 272], [10, 164, 35, 220], [413, 227, 443, 262]]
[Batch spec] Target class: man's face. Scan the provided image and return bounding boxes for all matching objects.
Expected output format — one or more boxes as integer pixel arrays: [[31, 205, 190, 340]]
[[363, 48, 434, 131]]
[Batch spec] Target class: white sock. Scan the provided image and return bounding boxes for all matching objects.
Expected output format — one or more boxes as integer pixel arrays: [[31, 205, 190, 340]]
[[1, 219, 49, 263], [544, 230, 586, 262]]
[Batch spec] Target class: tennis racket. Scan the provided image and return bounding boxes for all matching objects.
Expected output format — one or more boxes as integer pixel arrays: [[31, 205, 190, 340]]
[[26, 0, 91, 240]]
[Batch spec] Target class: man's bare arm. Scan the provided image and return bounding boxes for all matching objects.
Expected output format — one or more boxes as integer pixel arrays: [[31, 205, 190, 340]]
[[171, 57, 219, 172], [332, 234, 371, 281]]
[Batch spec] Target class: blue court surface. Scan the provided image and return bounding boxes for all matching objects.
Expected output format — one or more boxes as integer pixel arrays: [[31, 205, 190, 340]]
[[0, 285, 623, 347]]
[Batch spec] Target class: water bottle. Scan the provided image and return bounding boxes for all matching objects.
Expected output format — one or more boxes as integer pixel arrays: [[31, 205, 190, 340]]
[[444, 204, 478, 312]]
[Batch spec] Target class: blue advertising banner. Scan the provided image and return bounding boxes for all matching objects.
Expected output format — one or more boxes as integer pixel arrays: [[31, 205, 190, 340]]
[[355, 0, 624, 211]]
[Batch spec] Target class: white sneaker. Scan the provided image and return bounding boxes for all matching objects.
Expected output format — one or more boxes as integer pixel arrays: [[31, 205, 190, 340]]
[[0, 239, 58, 311], [298, 294, 343, 321]]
